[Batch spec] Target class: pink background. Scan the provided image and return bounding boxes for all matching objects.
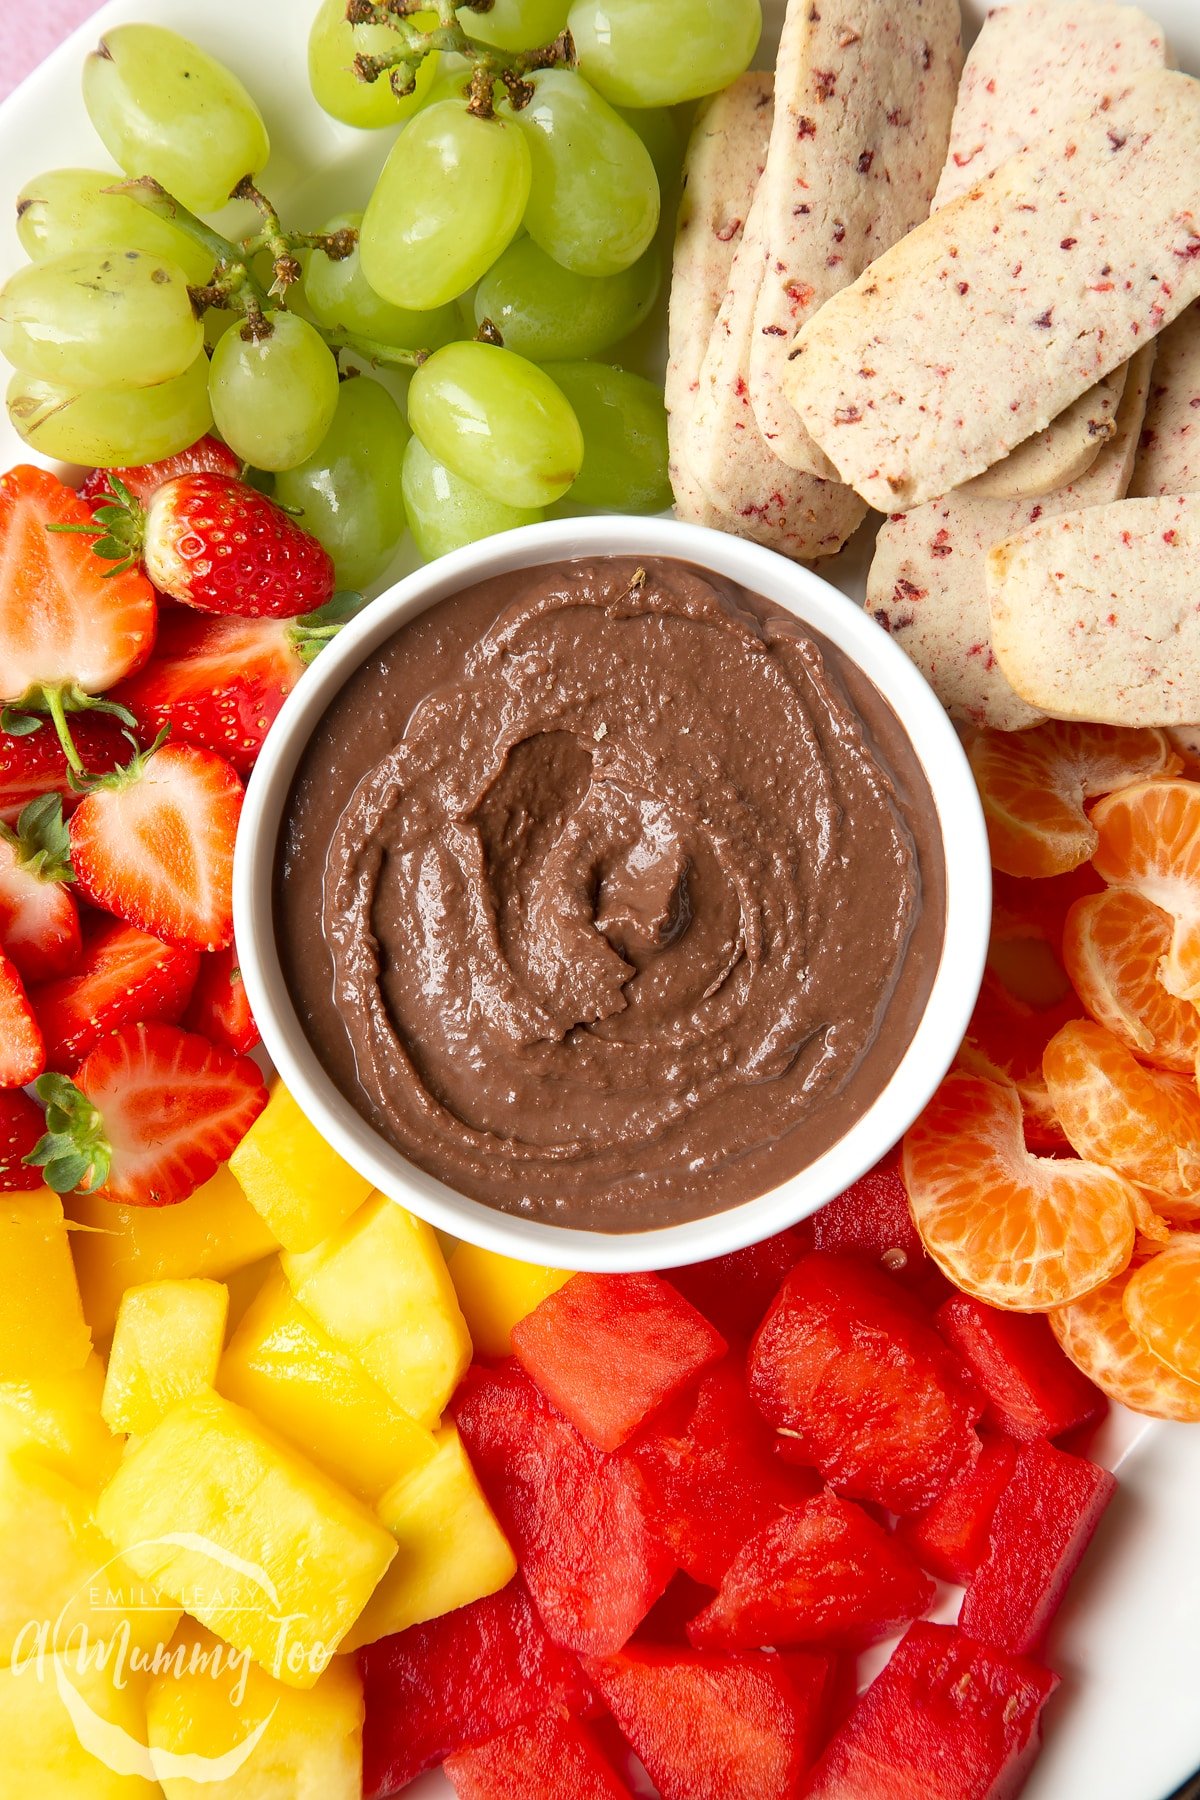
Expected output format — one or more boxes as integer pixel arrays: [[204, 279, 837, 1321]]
[[1, 0, 104, 100]]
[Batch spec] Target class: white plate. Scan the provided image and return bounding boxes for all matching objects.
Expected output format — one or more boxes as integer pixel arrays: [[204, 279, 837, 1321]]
[[1, 4, 1198, 1797]]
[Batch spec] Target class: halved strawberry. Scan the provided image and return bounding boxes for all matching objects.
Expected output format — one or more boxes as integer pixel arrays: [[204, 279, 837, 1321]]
[[183, 945, 260, 1056], [0, 947, 45, 1088], [68, 742, 242, 953], [29, 913, 200, 1070], [0, 715, 130, 825], [80, 436, 242, 510], [0, 1086, 45, 1190], [28, 1021, 267, 1207], [0, 795, 81, 984]]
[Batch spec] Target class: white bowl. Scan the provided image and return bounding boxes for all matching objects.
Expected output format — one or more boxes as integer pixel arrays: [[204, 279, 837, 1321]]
[[234, 513, 990, 1272]]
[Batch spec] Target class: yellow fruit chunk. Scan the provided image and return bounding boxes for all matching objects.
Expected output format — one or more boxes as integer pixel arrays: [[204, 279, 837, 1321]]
[[281, 1195, 470, 1429], [0, 1191, 92, 1381], [0, 1650, 157, 1799], [229, 1084, 372, 1254], [103, 1280, 230, 1439], [219, 1266, 437, 1504], [147, 1622, 361, 1799], [68, 1166, 279, 1339], [0, 1354, 122, 1486], [449, 1243, 574, 1359], [342, 1425, 516, 1652], [97, 1392, 396, 1689]]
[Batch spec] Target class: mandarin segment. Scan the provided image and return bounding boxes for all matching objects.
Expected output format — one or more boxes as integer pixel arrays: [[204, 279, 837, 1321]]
[[902, 1071, 1138, 1311], [1063, 889, 1200, 1072], [968, 723, 1178, 878], [1051, 1265, 1200, 1422], [1091, 778, 1200, 1002], [1122, 1239, 1200, 1386]]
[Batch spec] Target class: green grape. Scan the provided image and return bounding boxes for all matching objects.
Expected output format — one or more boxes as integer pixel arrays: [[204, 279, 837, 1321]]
[[209, 313, 340, 472], [16, 168, 216, 285], [309, 0, 441, 130], [617, 107, 684, 194], [474, 238, 660, 361], [82, 24, 269, 215], [568, 0, 762, 107], [457, 0, 569, 51], [303, 213, 459, 352], [0, 249, 202, 392], [402, 434, 543, 559], [544, 362, 670, 512], [360, 101, 531, 311], [407, 340, 583, 508], [275, 378, 409, 590], [503, 71, 658, 278], [7, 356, 212, 467]]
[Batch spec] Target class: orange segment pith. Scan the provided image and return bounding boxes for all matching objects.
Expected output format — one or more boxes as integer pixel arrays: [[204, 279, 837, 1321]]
[[1051, 1264, 1200, 1422], [1091, 778, 1200, 1002], [1122, 1239, 1200, 1386], [1042, 1019, 1200, 1224], [968, 723, 1179, 879], [1063, 888, 1200, 1072], [902, 1070, 1138, 1312]]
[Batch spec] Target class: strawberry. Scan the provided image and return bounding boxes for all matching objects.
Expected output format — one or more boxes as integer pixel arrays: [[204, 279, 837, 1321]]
[[0, 795, 81, 984], [80, 435, 242, 510], [68, 742, 242, 953], [29, 913, 200, 1070], [183, 945, 260, 1056], [0, 1087, 45, 1190], [0, 715, 130, 825], [109, 594, 362, 776], [0, 948, 45, 1088], [144, 473, 336, 618], [28, 1021, 268, 1207]]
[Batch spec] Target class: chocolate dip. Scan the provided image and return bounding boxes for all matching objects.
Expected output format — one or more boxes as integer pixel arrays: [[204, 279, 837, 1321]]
[[275, 557, 945, 1230]]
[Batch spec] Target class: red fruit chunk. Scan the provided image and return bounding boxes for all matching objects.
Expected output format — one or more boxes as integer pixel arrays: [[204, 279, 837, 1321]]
[[0, 797, 81, 984], [810, 1152, 946, 1302], [689, 1492, 935, 1653], [589, 1644, 838, 1800], [29, 914, 200, 1070], [511, 1272, 726, 1452], [748, 1253, 983, 1513], [959, 1440, 1116, 1656], [0, 947, 45, 1087], [935, 1295, 1107, 1443], [0, 715, 129, 826], [358, 1580, 594, 1799], [801, 1622, 1058, 1800], [183, 945, 260, 1056], [897, 1436, 1020, 1586], [445, 1711, 632, 1800], [630, 1361, 820, 1585], [0, 1087, 45, 1191], [669, 1226, 813, 1342], [80, 435, 242, 509], [452, 1362, 674, 1656]]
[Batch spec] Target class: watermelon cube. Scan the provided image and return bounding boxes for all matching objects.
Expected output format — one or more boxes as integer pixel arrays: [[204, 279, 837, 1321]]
[[748, 1253, 983, 1513], [358, 1579, 594, 1798], [668, 1227, 813, 1342], [588, 1644, 839, 1800], [452, 1361, 674, 1656], [444, 1712, 632, 1800], [897, 1436, 1020, 1586], [810, 1152, 946, 1302], [959, 1440, 1116, 1655], [935, 1296, 1107, 1442], [688, 1492, 935, 1652], [801, 1623, 1058, 1800], [511, 1273, 725, 1452]]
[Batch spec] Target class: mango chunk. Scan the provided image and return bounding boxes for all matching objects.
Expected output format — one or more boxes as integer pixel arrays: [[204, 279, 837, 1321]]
[[0, 1650, 158, 1799], [0, 1354, 122, 1487], [103, 1281, 229, 1438], [68, 1166, 279, 1339], [0, 1191, 92, 1381], [147, 1622, 362, 1799], [281, 1194, 471, 1429], [96, 1392, 395, 1689], [219, 1267, 437, 1504], [229, 1084, 372, 1254], [449, 1243, 574, 1359], [341, 1425, 516, 1652]]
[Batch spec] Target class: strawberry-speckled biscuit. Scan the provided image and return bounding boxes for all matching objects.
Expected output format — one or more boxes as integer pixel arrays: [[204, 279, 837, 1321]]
[[747, 0, 960, 476], [866, 343, 1154, 729], [1130, 302, 1200, 495], [989, 494, 1200, 725], [963, 364, 1127, 501], [784, 69, 1200, 511]]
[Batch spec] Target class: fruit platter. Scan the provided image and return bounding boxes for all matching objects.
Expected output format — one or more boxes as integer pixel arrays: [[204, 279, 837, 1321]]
[[3, 0, 1200, 1798]]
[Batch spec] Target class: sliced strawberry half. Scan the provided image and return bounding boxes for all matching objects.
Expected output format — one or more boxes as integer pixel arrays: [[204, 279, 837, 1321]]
[[0, 795, 81, 984], [0, 1087, 45, 1190], [0, 715, 130, 825], [29, 913, 201, 1070], [68, 742, 242, 953], [183, 945, 260, 1056], [0, 947, 46, 1089], [80, 435, 242, 510], [28, 1021, 268, 1207]]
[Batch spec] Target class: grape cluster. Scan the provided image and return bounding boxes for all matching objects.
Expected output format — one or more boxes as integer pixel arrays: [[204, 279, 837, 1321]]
[[1, 0, 762, 575]]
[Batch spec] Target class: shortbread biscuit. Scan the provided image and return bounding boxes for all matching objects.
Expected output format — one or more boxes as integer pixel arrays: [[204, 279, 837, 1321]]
[[962, 366, 1128, 501], [1129, 301, 1200, 495]]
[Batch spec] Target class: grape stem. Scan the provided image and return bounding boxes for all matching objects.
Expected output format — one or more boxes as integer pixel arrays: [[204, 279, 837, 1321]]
[[322, 327, 425, 370], [345, 0, 573, 117], [113, 177, 273, 312]]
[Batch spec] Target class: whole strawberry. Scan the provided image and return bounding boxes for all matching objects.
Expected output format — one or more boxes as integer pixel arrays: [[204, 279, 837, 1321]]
[[144, 473, 335, 619]]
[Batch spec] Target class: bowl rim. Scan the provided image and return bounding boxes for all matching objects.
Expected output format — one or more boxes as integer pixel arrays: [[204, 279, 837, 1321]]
[[233, 513, 990, 1271]]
